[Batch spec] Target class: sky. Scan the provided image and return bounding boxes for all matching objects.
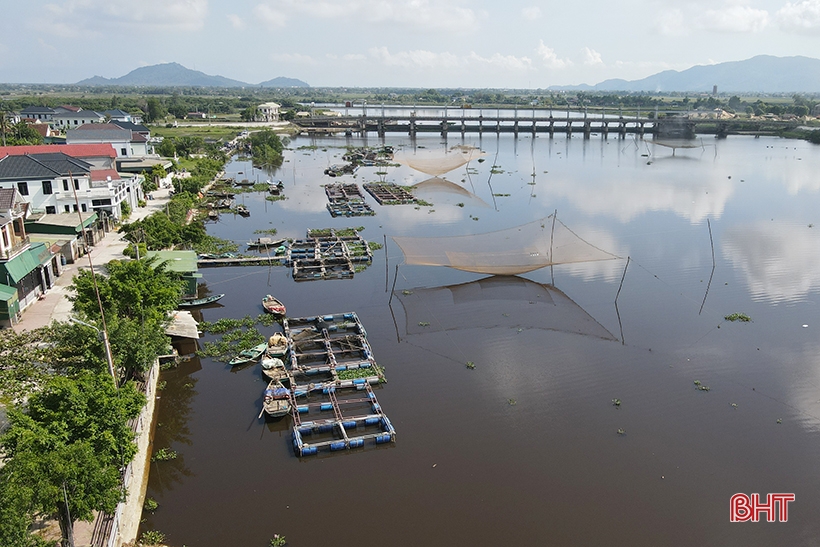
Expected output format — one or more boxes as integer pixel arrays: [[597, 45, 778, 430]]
[[4, 0, 820, 88]]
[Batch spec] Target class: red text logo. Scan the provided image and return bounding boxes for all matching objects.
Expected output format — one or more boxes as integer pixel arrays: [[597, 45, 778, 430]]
[[730, 493, 795, 522]]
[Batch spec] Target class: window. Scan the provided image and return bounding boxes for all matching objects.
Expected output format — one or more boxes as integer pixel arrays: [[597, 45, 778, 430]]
[[92, 199, 112, 206], [42, 180, 52, 194], [17, 182, 28, 196], [64, 205, 70, 213], [81, 204, 87, 212], [63, 179, 69, 191], [74, 179, 80, 190], [72, 204, 77, 212], [120, 148, 127, 156], [45, 206, 56, 214]]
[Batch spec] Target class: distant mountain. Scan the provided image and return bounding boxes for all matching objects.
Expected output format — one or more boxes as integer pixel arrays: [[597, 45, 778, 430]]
[[258, 76, 310, 88], [552, 56, 820, 93], [76, 62, 309, 88]]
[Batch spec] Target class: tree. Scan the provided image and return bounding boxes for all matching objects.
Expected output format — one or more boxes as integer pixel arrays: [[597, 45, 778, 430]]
[[0, 328, 52, 402], [144, 97, 166, 123], [156, 138, 176, 158], [240, 106, 257, 121], [0, 373, 144, 547]]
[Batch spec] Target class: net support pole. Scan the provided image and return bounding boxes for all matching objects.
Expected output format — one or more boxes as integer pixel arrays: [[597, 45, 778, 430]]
[[388, 264, 399, 306], [550, 210, 557, 285]]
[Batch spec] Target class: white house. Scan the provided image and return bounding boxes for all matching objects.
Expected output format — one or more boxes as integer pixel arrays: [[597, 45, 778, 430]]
[[66, 124, 154, 157], [257, 102, 281, 122], [0, 152, 142, 222], [52, 110, 106, 128]]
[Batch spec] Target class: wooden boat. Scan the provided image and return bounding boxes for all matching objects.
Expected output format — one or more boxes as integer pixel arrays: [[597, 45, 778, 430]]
[[247, 237, 285, 249], [262, 295, 286, 315], [267, 333, 288, 357], [235, 178, 254, 186], [228, 342, 268, 366], [178, 293, 225, 308], [235, 204, 250, 216], [262, 380, 290, 418], [269, 180, 284, 195], [208, 210, 219, 220], [261, 356, 288, 382]]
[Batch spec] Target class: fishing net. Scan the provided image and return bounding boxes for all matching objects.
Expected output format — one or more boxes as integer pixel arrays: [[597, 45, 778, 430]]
[[410, 177, 489, 207], [394, 145, 485, 176], [395, 276, 616, 340], [392, 215, 620, 276]]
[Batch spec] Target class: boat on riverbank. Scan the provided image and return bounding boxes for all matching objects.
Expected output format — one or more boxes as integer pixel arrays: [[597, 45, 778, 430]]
[[178, 293, 225, 308]]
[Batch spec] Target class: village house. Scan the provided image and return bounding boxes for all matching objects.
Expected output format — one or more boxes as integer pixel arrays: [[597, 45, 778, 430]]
[[257, 102, 280, 122], [66, 123, 153, 157], [0, 150, 143, 222], [52, 109, 106, 128], [0, 187, 59, 326]]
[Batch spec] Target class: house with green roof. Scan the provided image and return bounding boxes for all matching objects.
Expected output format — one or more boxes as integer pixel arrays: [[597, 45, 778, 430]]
[[145, 250, 201, 299]]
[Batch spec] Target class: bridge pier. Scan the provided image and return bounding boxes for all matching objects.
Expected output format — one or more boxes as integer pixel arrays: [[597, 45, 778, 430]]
[[566, 120, 572, 138], [603, 121, 609, 139], [548, 117, 554, 138], [584, 120, 591, 139], [514, 120, 519, 136]]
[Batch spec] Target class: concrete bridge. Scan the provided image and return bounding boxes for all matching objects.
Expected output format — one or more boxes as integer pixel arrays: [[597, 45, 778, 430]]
[[293, 108, 799, 139]]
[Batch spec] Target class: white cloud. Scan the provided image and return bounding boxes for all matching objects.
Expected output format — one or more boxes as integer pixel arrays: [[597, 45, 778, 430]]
[[656, 4, 769, 35], [366, 47, 532, 72], [700, 5, 769, 32], [536, 41, 571, 69], [42, 0, 208, 33], [582, 47, 603, 66], [778, 0, 820, 33], [227, 14, 244, 29], [254, 0, 479, 32], [522, 6, 542, 20]]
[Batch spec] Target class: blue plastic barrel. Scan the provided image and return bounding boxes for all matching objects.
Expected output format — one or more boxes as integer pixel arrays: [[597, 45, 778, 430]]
[[360, 362, 372, 368], [297, 406, 309, 413], [349, 438, 364, 448], [375, 434, 392, 444], [353, 378, 366, 385], [320, 403, 333, 411], [344, 313, 354, 319], [298, 426, 312, 435], [342, 421, 357, 429], [324, 315, 334, 321], [365, 417, 380, 426], [301, 446, 317, 456], [330, 441, 346, 451], [318, 424, 333, 433], [372, 404, 381, 412], [335, 365, 346, 372], [368, 392, 376, 399]]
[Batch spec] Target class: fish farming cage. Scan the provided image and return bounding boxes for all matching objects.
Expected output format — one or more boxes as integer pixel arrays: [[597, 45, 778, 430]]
[[283, 313, 384, 383], [287, 228, 373, 282], [325, 183, 375, 217], [363, 183, 418, 205], [290, 379, 396, 456]]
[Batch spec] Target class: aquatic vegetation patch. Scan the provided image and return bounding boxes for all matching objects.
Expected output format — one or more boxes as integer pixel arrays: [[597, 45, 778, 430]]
[[724, 313, 752, 322]]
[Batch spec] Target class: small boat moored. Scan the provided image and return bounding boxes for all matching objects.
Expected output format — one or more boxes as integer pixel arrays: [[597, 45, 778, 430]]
[[262, 380, 291, 418], [261, 356, 288, 382], [228, 342, 268, 366], [262, 295, 286, 316], [178, 293, 225, 308], [267, 332, 288, 357], [235, 204, 250, 216]]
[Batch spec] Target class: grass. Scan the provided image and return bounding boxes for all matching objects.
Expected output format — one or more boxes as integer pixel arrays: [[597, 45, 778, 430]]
[[150, 124, 245, 141], [151, 447, 178, 462]]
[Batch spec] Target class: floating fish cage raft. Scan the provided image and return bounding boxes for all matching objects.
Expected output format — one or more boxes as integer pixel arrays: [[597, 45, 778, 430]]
[[278, 312, 396, 456], [287, 228, 373, 281], [363, 183, 418, 205], [325, 183, 375, 217]]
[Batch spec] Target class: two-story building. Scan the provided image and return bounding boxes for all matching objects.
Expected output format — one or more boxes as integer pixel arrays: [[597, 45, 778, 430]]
[[52, 109, 106, 129], [66, 124, 153, 157], [20, 106, 56, 121], [257, 102, 281, 122], [0, 188, 58, 326], [0, 152, 142, 222]]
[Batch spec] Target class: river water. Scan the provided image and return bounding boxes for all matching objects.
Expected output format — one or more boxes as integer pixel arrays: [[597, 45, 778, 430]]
[[141, 132, 820, 546]]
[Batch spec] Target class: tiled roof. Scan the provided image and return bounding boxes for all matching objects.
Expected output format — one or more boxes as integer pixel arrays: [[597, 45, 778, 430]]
[[104, 109, 131, 117], [0, 144, 117, 159], [110, 120, 149, 133], [0, 188, 17, 210], [0, 153, 92, 181], [20, 106, 55, 114], [57, 105, 82, 112], [90, 169, 121, 182], [73, 123, 125, 131]]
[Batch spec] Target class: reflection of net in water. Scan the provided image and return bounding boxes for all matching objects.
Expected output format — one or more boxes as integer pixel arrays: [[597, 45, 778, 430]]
[[392, 215, 620, 276], [410, 177, 489, 207], [395, 276, 616, 340], [394, 145, 485, 176]]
